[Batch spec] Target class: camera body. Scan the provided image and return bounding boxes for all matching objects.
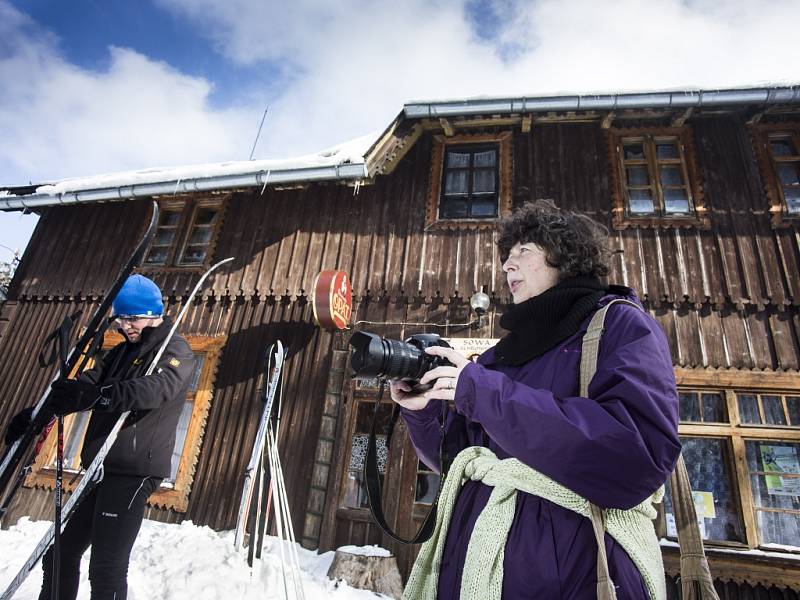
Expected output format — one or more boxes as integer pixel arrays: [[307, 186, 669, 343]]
[[348, 331, 452, 384]]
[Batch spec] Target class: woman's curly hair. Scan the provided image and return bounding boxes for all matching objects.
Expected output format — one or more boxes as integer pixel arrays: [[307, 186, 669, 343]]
[[496, 199, 610, 279]]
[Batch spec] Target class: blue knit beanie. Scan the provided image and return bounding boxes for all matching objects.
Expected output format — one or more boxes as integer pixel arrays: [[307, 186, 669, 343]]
[[113, 274, 164, 317]]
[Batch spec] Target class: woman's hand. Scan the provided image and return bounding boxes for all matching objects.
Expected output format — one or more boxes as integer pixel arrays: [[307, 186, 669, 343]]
[[389, 346, 470, 410], [419, 346, 470, 402], [389, 380, 431, 411]]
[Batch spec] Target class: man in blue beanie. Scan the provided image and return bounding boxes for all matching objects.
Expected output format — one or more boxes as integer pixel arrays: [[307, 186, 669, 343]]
[[4, 274, 194, 600]]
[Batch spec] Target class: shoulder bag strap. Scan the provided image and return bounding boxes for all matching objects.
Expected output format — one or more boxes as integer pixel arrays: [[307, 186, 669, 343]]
[[580, 298, 719, 600]]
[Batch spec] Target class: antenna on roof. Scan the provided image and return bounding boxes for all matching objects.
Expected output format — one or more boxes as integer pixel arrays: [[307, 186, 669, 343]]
[[249, 105, 269, 161]]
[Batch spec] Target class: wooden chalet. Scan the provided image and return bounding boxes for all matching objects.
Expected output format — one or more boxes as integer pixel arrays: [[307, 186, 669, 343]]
[[1, 84, 800, 597]]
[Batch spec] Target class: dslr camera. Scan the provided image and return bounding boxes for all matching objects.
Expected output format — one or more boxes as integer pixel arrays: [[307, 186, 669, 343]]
[[348, 331, 452, 385]]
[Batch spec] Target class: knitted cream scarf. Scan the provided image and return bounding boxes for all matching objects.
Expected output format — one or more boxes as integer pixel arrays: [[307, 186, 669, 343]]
[[403, 446, 666, 600]]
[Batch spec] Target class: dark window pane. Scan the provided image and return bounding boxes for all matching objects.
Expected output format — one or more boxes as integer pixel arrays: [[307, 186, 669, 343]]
[[180, 246, 207, 265], [471, 199, 498, 218], [440, 197, 468, 218], [679, 392, 701, 422], [446, 152, 470, 168], [787, 397, 800, 426], [770, 138, 796, 157], [660, 166, 684, 186], [702, 393, 728, 423], [153, 229, 177, 246], [664, 189, 690, 214], [763, 395, 787, 426], [626, 166, 649, 186], [778, 165, 800, 186], [189, 354, 206, 392], [355, 401, 392, 434], [145, 248, 169, 265], [738, 393, 761, 424], [188, 227, 213, 246], [628, 189, 654, 214], [663, 437, 745, 542], [194, 209, 218, 226], [472, 170, 495, 194], [161, 211, 181, 227], [623, 143, 645, 160], [168, 400, 194, 482], [415, 473, 440, 504], [784, 188, 800, 213], [474, 150, 496, 167], [656, 141, 680, 159], [444, 171, 469, 195], [745, 440, 800, 546]]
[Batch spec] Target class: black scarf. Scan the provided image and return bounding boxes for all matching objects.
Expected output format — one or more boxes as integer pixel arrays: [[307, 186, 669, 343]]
[[493, 277, 607, 366]]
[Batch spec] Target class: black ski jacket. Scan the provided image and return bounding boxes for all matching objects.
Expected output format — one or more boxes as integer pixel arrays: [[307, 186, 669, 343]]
[[78, 317, 194, 479]]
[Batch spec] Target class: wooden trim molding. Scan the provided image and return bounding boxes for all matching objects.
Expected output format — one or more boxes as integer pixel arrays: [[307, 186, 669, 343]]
[[675, 367, 800, 391], [425, 132, 513, 230], [662, 544, 800, 590], [748, 121, 800, 228], [605, 126, 709, 230], [25, 333, 227, 514]]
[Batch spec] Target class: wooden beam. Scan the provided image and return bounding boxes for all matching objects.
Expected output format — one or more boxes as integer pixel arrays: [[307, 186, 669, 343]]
[[674, 367, 800, 391], [439, 118, 454, 137], [671, 107, 694, 127], [521, 115, 532, 133]]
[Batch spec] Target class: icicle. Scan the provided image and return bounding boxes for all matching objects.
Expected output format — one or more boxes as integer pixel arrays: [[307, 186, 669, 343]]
[[260, 170, 271, 197], [352, 179, 362, 197], [173, 179, 182, 196]]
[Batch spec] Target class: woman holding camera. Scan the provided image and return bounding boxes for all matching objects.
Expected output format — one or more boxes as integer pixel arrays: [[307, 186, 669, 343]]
[[392, 200, 680, 600]]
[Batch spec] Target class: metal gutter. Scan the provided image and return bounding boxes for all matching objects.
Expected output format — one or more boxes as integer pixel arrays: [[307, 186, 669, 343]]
[[404, 85, 800, 119], [0, 162, 367, 210]]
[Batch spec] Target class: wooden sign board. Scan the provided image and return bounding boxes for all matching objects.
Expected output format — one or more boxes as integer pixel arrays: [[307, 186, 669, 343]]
[[313, 270, 353, 330]]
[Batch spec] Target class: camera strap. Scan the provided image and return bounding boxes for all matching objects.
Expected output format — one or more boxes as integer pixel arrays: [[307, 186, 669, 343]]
[[364, 382, 448, 544]]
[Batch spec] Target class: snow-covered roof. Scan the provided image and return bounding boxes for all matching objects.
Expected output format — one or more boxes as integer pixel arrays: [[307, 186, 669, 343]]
[[0, 133, 378, 210]]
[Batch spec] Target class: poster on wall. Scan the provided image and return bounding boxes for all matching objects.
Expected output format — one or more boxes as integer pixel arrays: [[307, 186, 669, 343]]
[[760, 445, 800, 496]]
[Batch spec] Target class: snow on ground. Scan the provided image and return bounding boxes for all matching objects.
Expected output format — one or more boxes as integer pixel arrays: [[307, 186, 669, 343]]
[[0, 518, 392, 599]]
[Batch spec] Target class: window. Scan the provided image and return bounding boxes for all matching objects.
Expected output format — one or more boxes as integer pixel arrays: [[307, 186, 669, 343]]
[[26, 333, 226, 513], [664, 373, 800, 554], [426, 132, 512, 229], [607, 127, 708, 229], [414, 460, 439, 505], [750, 123, 800, 226], [143, 197, 226, 268], [340, 398, 392, 509]]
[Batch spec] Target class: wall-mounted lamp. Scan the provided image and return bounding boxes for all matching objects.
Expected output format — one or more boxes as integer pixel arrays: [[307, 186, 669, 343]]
[[470, 291, 491, 329]]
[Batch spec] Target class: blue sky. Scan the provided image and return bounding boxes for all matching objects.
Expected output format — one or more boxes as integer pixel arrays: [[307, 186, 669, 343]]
[[1, 0, 799, 260]]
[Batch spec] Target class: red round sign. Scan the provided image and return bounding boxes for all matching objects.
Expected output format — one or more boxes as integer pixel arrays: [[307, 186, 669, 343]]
[[312, 270, 352, 330]]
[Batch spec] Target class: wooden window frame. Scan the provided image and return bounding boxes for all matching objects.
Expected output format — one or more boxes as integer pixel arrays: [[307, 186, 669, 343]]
[[426, 132, 513, 230], [673, 369, 800, 555], [25, 333, 226, 513], [606, 126, 708, 230], [749, 122, 800, 227], [142, 196, 227, 272]]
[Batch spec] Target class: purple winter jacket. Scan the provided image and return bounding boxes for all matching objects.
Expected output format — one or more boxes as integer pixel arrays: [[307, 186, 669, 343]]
[[401, 291, 681, 599]]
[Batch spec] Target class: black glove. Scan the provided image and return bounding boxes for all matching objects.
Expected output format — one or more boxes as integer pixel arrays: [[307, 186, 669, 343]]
[[47, 379, 105, 416], [4, 407, 34, 445]]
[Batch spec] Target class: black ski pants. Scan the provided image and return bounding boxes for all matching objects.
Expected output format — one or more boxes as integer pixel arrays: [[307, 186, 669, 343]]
[[39, 473, 160, 600]]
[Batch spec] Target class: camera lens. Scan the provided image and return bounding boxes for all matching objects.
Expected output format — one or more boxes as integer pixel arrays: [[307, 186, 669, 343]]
[[349, 332, 436, 381]]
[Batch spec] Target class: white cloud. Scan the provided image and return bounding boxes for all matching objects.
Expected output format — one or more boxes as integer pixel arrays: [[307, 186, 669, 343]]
[[0, 2, 257, 185], [155, 0, 800, 160]]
